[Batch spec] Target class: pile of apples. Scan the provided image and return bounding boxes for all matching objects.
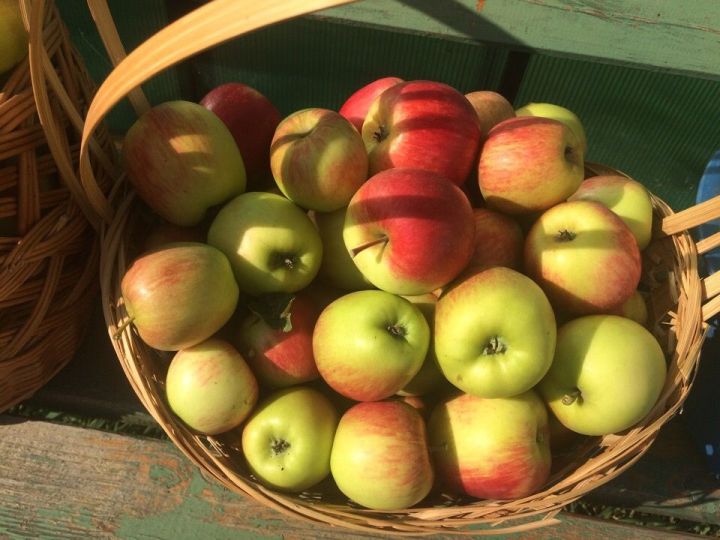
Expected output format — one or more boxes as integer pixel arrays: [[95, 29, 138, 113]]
[[119, 76, 667, 511]]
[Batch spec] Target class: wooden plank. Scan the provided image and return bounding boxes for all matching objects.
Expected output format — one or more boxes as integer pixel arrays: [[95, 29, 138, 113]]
[[311, 0, 720, 79], [0, 418, 701, 539]]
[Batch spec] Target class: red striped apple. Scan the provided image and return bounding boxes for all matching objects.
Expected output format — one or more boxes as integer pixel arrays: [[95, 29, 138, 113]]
[[200, 82, 281, 188], [362, 80, 481, 186], [330, 401, 433, 510], [339, 76, 403, 132], [121, 243, 239, 351], [270, 108, 368, 211], [465, 90, 515, 135], [313, 290, 429, 401], [343, 168, 475, 295], [524, 200, 641, 315], [428, 390, 551, 500], [122, 100, 246, 226], [478, 116, 583, 214], [465, 207, 524, 273], [165, 338, 258, 435]]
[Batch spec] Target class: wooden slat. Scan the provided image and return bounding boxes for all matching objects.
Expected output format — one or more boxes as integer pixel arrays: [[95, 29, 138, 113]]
[[312, 0, 720, 79], [0, 418, 702, 539]]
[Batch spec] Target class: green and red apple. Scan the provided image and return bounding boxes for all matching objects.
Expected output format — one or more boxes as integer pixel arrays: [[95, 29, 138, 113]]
[[0, 0, 28, 75], [465, 207, 524, 273], [464, 90, 515, 135], [339, 76, 404, 132], [515, 101, 587, 156]]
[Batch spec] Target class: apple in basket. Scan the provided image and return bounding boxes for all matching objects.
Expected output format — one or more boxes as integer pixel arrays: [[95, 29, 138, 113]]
[[207, 192, 323, 295], [478, 116, 584, 215], [241, 386, 338, 492], [524, 200, 641, 315], [339, 76, 404, 132], [362, 80, 482, 185], [270, 108, 368, 212], [200, 82, 281, 188], [331, 400, 434, 510], [313, 290, 430, 401], [428, 390, 551, 500], [434, 267, 556, 398], [538, 315, 667, 436], [165, 338, 258, 435], [120, 242, 239, 351], [464, 90, 516, 135], [515, 101, 588, 156], [122, 100, 246, 226], [465, 207, 525, 273], [0, 0, 28, 75], [235, 291, 321, 389], [343, 168, 475, 296]]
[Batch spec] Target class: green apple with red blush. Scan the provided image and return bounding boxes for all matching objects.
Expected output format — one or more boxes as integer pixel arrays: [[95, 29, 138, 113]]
[[339, 76, 404, 132]]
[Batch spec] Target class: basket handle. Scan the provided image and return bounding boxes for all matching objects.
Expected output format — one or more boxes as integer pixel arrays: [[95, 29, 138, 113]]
[[660, 195, 720, 321], [78, 0, 357, 224]]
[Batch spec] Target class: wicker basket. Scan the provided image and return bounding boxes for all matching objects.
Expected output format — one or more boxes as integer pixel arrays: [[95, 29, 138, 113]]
[[73, 0, 720, 535], [0, 0, 115, 413]]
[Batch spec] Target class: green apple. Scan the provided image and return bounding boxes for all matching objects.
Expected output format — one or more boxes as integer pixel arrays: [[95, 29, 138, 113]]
[[515, 101, 587, 156], [568, 175, 654, 250], [0, 0, 28, 75], [435, 267, 556, 398], [241, 386, 338, 492], [123, 100, 246, 226], [612, 289, 648, 325], [313, 290, 429, 401], [538, 315, 667, 436], [166, 338, 258, 435], [310, 207, 373, 291], [207, 192, 323, 294], [330, 401, 433, 510], [121, 243, 239, 351], [270, 108, 368, 211], [428, 390, 551, 499]]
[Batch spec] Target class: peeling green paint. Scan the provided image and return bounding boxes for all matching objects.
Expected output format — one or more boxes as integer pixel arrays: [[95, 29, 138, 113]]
[[149, 464, 181, 489]]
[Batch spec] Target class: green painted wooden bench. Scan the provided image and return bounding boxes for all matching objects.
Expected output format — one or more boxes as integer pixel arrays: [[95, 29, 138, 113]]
[[2, 1, 719, 537]]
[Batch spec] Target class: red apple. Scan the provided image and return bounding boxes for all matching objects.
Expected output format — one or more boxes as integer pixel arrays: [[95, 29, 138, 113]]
[[200, 83, 281, 188], [344, 168, 475, 295], [339, 76, 403, 132], [465, 207, 524, 273], [428, 390, 551, 500], [362, 80, 482, 186], [270, 108, 368, 212], [478, 116, 584, 215], [464, 91, 515, 135], [123, 100, 246, 226], [524, 200, 641, 315], [235, 292, 321, 389]]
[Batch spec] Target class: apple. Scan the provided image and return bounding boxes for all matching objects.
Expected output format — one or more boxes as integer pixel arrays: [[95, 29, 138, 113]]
[[122, 100, 246, 226], [165, 338, 258, 435], [435, 267, 556, 398], [207, 192, 323, 294], [339, 76, 404, 132], [241, 386, 338, 492], [465, 207, 524, 273], [270, 108, 368, 212], [397, 293, 446, 397], [0, 0, 27, 75], [538, 315, 667, 436], [428, 390, 551, 500], [310, 208, 373, 291], [362, 80, 481, 186], [524, 200, 641, 315], [330, 401, 433, 510], [611, 289, 648, 325], [200, 82, 281, 189], [568, 175, 654, 250], [235, 292, 321, 388], [464, 90, 515, 135], [478, 116, 584, 215], [343, 168, 475, 295], [515, 101, 587, 156], [313, 290, 429, 401], [121, 243, 239, 351]]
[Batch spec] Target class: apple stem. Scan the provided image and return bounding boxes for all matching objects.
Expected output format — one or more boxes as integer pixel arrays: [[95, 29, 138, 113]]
[[350, 236, 388, 258], [113, 316, 136, 340], [387, 323, 407, 339], [271, 438, 291, 455], [482, 336, 507, 355], [556, 229, 576, 242], [373, 124, 389, 142], [562, 389, 582, 406]]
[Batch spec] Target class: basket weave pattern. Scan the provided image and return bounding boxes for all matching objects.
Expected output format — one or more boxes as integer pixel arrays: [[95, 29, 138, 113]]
[[0, 2, 111, 412], [71, 0, 720, 535]]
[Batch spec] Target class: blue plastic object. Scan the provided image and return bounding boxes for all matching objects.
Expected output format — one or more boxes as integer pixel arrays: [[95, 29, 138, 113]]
[[681, 149, 720, 476]]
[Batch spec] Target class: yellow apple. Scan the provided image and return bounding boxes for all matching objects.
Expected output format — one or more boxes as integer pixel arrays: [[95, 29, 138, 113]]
[[0, 0, 28, 75]]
